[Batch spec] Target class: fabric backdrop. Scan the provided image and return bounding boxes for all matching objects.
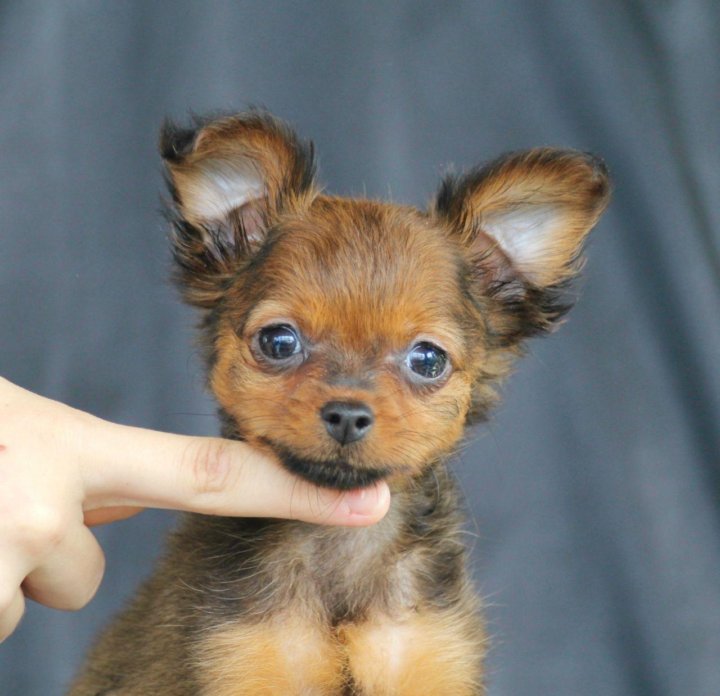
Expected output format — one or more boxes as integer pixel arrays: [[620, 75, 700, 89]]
[[1, 2, 718, 695]]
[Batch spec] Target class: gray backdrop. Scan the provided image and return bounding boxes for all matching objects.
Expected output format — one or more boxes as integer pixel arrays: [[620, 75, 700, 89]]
[[1, 2, 718, 695]]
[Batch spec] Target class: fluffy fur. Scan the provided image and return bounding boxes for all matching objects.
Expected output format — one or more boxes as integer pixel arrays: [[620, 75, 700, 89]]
[[69, 111, 609, 695]]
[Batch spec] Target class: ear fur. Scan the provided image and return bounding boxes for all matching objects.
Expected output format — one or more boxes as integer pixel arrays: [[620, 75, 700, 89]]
[[160, 111, 316, 308], [434, 148, 610, 343]]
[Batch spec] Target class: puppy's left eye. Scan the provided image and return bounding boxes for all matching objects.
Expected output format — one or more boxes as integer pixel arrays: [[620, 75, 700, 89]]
[[258, 325, 302, 360], [406, 342, 449, 380]]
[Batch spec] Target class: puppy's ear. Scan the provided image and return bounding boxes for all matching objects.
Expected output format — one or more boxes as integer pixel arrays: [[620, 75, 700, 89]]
[[160, 111, 316, 308], [433, 149, 610, 344]]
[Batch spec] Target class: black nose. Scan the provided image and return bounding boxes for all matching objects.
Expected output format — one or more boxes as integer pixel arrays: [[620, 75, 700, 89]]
[[320, 401, 374, 445]]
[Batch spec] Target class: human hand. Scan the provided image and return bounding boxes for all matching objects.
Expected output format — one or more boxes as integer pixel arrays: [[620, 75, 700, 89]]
[[0, 377, 390, 641]]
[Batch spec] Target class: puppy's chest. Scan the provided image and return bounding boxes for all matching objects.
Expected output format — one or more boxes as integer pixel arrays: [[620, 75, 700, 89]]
[[190, 515, 421, 626], [300, 525, 419, 622]]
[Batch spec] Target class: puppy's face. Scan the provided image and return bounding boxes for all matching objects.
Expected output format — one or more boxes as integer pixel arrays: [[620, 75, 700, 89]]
[[162, 113, 609, 490], [209, 199, 480, 489]]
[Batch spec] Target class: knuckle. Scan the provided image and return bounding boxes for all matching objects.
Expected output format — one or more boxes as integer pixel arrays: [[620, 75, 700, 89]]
[[186, 439, 235, 497], [16, 504, 68, 553]]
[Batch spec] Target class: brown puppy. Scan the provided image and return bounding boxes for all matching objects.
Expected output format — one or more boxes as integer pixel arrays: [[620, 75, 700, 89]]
[[69, 112, 609, 695]]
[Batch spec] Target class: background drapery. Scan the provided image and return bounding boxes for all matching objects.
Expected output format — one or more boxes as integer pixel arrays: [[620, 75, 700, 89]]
[[1, 2, 718, 694]]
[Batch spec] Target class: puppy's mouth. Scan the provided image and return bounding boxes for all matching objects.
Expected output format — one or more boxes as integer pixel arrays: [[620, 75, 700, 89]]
[[262, 440, 390, 491]]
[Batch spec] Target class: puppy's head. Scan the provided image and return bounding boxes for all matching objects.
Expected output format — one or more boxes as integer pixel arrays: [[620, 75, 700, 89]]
[[162, 111, 609, 490]]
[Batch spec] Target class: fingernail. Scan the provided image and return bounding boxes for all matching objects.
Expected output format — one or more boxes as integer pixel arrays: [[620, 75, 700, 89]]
[[342, 483, 390, 517]]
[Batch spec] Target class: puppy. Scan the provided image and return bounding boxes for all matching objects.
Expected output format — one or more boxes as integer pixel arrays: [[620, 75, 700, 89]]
[[69, 111, 609, 695]]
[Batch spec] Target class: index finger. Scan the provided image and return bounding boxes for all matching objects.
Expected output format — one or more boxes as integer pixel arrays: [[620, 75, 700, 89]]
[[79, 418, 390, 525]]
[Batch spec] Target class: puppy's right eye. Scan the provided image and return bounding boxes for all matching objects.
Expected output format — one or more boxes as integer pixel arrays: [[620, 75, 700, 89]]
[[258, 325, 302, 360]]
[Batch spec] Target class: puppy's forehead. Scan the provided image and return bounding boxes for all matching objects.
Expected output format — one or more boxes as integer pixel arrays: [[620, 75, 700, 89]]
[[250, 198, 465, 349]]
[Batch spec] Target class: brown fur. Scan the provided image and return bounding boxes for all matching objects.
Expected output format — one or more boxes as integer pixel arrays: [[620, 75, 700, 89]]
[[69, 111, 609, 695]]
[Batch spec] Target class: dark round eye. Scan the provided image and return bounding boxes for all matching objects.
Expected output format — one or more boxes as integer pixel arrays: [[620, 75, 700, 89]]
[[258, 325, 302, 360], [406, 342, 449, 380]]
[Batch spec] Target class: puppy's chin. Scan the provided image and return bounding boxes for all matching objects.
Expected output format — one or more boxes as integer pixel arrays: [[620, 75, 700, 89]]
[[265, 441, 390, 491]]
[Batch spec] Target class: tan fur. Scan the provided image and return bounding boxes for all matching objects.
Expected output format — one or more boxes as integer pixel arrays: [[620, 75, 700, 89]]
[[342, 609, 485, 695], [195, 615, 345, 695], [194, 608, 484, 696]]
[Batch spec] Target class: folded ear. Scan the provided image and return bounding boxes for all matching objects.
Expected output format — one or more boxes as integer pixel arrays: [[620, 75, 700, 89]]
[[160, 111, 316, 308], [433, 148, 610, 343]]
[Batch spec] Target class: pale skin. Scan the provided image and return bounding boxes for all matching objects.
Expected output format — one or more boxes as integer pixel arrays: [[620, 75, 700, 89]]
[[0, 377, 391, 642]]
